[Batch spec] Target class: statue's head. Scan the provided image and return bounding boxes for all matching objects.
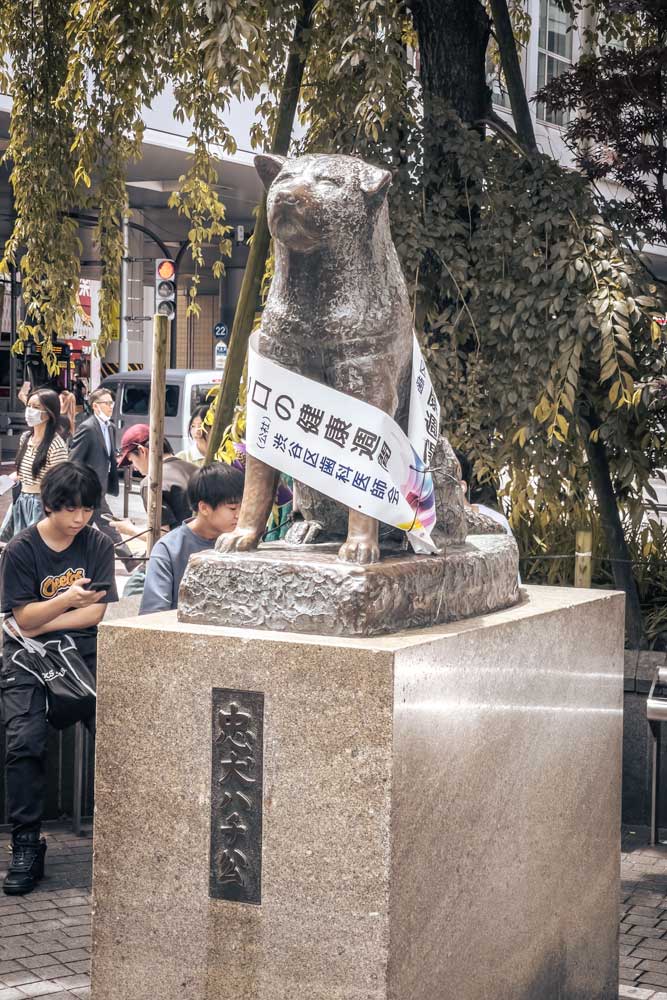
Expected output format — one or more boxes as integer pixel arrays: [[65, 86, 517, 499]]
[[255, 153, 392, 254]]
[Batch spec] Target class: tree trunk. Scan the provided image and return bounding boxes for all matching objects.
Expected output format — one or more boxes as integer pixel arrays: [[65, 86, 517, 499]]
[[408, 0, 491, 125], [205, 0, 316, 463], [487, 0, 538, 155], [408, 0, 491, 382], [581, 411, 646, 649]]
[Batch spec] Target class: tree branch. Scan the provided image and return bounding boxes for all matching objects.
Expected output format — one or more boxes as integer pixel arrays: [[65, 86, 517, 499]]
[[487, 0, 538, 157], [478, 110, 535, 164]]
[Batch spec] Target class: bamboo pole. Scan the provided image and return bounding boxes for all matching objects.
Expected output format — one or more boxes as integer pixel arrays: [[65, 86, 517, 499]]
[[205, 0, 316, 463], [574, 528, 593, 589], [146, 315, 169, 555]]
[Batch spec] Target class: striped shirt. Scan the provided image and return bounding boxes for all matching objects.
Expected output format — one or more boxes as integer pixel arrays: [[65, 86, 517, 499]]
[[18, 434, 68, 494]]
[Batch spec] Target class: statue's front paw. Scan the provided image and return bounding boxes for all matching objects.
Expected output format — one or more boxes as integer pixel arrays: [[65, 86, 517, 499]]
[[284, 519, 323, 545], [215, 528, 262, 553], [337, 538, 381, 565]]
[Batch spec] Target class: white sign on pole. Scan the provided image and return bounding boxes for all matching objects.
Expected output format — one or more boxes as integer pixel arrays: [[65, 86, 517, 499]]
[[245, 332, 440, 554], [215, 341, 227, 370]]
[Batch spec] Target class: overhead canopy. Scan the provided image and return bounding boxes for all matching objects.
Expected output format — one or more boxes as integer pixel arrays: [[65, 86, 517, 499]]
[[0, 102, 264, 296]]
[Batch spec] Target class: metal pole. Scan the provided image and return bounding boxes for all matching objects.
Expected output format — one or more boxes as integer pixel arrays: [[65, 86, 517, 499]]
[[650, 721, 662, 847], [123, 466, 131, 519], [169, 279, 177, 368], [72, 722, 84, 836], [9, 265, 17, 410], [170, 241, 189, 368], [119, 215, 129, 373], [146, 315, 169, 554]]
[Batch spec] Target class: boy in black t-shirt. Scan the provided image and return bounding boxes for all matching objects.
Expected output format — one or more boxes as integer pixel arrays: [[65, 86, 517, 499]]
[[0, 462, 118, 895]]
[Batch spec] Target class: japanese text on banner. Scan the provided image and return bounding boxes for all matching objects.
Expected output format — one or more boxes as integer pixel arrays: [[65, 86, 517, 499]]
[[245, 333, 440, 554]]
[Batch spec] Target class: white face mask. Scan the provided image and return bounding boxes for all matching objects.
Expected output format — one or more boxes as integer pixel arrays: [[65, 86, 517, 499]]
[[25, 406, 46, 427], [95, 408, 111, 424]]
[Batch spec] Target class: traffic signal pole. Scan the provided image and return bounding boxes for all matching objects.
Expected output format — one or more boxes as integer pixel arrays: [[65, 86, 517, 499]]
[[154, 259, 177, 367], [169, 285, 177, 368], [146, 314, 169, 554], [120, 216, 129, 372]]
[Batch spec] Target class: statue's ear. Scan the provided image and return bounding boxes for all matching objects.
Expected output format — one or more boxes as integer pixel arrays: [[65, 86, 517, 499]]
[[360, 165, 392, 207], [255, 154, 287, 190]]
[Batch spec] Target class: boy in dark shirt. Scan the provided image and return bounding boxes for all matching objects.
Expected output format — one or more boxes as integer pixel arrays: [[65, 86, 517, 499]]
[[0, 462, 118, 895]]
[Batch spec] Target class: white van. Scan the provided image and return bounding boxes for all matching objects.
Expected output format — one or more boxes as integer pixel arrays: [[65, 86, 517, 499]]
[[100, 369, 223, 455]]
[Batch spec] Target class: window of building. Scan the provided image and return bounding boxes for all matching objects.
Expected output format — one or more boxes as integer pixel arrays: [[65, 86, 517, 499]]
[[121, 382, 180, 417], [486, 53, 512, 111], [536, 0, 574, 125], [190, 383, 218, 414]]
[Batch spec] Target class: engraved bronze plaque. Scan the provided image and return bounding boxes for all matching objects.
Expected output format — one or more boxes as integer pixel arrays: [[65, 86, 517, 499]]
[[209, 688, 264, 904]]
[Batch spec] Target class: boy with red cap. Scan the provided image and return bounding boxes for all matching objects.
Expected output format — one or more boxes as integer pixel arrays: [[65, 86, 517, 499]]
[[118, 424, 196, 530]]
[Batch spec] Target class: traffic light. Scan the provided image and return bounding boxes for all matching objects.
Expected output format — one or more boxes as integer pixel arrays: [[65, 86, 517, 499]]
[[155, 259, 176, 319]]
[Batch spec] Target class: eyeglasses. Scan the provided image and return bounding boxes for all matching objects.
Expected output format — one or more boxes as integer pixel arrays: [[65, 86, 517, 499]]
[[97, 399, 113, 407]]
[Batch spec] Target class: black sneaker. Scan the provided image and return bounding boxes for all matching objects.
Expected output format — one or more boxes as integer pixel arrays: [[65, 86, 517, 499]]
[[3, 832, 47, 895]]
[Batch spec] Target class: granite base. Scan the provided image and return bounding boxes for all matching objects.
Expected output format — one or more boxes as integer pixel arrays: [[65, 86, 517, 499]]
[[91, 586, 624, 1000]]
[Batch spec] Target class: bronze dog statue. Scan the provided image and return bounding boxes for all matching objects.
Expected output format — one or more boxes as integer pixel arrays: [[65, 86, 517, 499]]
[[217, 152, 470, 565]]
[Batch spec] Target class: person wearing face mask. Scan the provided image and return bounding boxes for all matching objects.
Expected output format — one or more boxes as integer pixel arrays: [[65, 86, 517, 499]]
[[68, 388, 136, 567], [0, 389, 68, 542]]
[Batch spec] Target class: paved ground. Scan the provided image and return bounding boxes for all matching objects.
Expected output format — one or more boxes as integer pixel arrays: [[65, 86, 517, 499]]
[[0, 825, 664, 998], [0, 827, 91, 999], [620, 829, 667, 999]]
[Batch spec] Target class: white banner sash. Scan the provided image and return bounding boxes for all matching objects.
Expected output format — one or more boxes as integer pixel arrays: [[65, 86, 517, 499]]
[[245, 332, 441, 554]]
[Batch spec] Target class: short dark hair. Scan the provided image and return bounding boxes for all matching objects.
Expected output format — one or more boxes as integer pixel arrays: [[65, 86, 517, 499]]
[[41, 461, 102, 512], [187, 463, 244, 511], [453, 448, 473, 488], [89, 387, 115, 406]]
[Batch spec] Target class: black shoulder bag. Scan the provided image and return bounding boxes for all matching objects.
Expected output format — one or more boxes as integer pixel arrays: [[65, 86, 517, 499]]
[[2, 618, 96, 729]]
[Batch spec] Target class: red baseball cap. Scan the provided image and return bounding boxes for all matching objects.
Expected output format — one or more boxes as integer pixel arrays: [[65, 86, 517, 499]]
[[118, 423, 150, 467]]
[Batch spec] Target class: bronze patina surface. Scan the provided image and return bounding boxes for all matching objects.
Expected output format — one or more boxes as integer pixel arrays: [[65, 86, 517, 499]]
[[184, 151, 520, 634], [215, 151, 468, 565], [178, 535, 520, 637]]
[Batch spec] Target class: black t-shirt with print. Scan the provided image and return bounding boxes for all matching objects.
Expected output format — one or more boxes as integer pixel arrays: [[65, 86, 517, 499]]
[[0, 524, 118, 670]]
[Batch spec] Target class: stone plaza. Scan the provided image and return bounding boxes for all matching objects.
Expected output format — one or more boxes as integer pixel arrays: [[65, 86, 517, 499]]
[[1, 825, 667, 999], [0, 136, 664, 1000]]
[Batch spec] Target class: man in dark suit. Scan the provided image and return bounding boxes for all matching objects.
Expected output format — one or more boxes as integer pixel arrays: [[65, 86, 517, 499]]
[[69, 387, 133, 565]]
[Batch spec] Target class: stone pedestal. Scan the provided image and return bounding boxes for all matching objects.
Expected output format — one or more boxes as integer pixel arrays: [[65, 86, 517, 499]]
[[91, 586, 624, 1000]]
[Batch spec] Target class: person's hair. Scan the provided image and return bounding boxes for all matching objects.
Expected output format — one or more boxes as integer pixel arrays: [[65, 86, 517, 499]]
[[188, 405, 209, 436], [16, 387, 61, 480], [57, 414, 72, 442], [89, 386, 115, 406], [187, 462, 244, 512], [40, 461, 102, 512], [452, 447, 498, 506], [453, 448, 473, 488]]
